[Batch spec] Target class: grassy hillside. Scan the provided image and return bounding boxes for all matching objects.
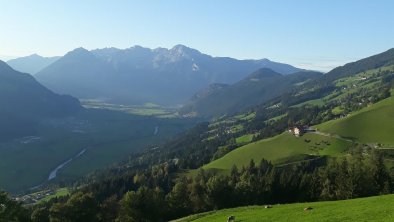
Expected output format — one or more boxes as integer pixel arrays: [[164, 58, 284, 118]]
[[202, 91, 394, 172], [173, 194, 394, 222], [195, 64, 394, 173], [203, 132, 351, 171], [317, 91, 394, 146]]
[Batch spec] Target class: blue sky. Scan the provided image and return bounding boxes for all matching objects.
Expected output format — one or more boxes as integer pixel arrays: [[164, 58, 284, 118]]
[[1, 0, 394, 71]]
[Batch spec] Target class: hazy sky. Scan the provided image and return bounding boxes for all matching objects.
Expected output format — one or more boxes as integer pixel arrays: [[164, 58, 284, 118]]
[[1, 0, 394, 71]]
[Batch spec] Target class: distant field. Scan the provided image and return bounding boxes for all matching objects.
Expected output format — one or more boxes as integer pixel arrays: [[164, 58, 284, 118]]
[[0, 109, 196, 193], [235, 134, 255, 144], [173, 194, 394, 222], [202, 132, 351, 171], [317, 94, 394, 146], [293, 65, 393, 108], [81, 100, 179, 118], [292, 99, 324, 107]]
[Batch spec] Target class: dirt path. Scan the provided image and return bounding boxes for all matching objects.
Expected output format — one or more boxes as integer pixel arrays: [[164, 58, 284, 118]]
[[276, 156, 324, 167], [310, 130, 354, 143]]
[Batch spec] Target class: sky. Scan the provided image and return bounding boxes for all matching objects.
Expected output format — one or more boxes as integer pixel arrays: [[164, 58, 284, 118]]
[[1, 0, 394, 71]]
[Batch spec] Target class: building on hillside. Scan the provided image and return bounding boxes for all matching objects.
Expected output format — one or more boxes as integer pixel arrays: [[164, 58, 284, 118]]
[[288, 125, 314, 137], [289, 126, 302, 137]]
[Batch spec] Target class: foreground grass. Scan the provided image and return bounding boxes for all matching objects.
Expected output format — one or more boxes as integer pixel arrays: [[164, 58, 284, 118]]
[[174, 194, 394, 222]]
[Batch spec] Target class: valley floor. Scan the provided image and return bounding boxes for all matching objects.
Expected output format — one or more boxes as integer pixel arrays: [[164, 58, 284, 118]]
[[174, 194, 394, 222]]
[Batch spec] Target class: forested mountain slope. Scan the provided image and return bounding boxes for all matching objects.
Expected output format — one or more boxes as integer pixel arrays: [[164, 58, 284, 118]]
[[0, 61, 81, 140], [180, 69, 322, 117]]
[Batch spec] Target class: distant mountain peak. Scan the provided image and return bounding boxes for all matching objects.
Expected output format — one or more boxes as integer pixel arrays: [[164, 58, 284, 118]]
[[125, 45, 153, 54], [29, 53, 42, 58], [248, 68, 282, 79], [63, 47, 96, 60], [6, 54, 60, 74], [0, 60, 14, 72], [170, 44, 202, 57], [257, 58, 271, 62], [129, 45, 150, 50], [68, 47, 90, 54]]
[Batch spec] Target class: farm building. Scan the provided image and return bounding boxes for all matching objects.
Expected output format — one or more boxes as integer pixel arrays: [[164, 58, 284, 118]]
[[288, 125, 313, 137]]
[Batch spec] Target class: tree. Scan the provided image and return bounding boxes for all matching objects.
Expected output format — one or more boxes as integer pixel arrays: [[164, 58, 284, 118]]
[[117, 187, 165, 222], [206, 175, 233, 209], [335, 158, 353, 199], [98, 195, 119, 222], [0, 191, 30, 222], [166, 177, 192, 218], [370, 150, 390, 194], [49, 192, 99, 222], [189, 178, 208, 213], [31, 207, 49, 222]]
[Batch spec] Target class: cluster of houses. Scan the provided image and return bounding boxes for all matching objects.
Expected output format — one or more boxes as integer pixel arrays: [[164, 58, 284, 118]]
[[15, 189, 56, 205]]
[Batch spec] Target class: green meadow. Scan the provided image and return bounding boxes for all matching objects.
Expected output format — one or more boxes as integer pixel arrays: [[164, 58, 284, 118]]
[[174, 194, 394, 222], [203, 132, 351, 171], [317, 94, 394, 146]]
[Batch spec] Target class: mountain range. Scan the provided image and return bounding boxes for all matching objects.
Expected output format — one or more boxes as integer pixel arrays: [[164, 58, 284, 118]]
[[31, 45, 303, 105]]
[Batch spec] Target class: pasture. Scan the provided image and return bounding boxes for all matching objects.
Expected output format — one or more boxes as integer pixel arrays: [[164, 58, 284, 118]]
[[174, 194, 394, 222], [203, 132, 351, 171]]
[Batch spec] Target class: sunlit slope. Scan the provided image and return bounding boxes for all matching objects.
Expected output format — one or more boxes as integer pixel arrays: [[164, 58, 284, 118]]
[[173, 194, 394, 222], [203, 132, 351, 171], [317, 94, 394, 146]]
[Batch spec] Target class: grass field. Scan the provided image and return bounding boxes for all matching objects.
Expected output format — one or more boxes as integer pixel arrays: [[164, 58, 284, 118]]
[[292, 99, 325, 107], [173, 194, 394, 222], [235, 134, 255, 144], [317, 94, 394, 146], [39, 188, 70, 203], [202, 132, 351, 171], [81, 100, 179, 118], [0, 109, 196, 193]]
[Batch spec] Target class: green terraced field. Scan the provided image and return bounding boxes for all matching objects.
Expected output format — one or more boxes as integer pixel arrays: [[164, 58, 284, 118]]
[[173, 194, 394, 222]]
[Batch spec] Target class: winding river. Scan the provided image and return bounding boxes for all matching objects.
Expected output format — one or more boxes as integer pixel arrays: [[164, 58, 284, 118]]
[[48, 149, 86, 181]]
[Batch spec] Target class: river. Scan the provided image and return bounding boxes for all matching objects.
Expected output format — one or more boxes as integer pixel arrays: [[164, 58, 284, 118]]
[[48, 149, 86, 181]]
